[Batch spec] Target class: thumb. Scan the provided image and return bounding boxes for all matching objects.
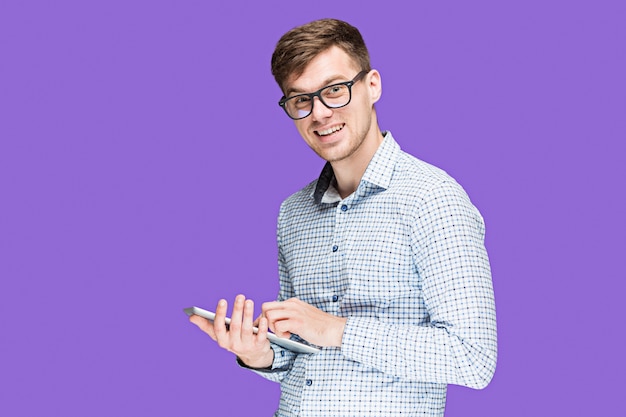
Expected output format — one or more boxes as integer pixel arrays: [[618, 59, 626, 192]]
[[189, 315, 217, 340]]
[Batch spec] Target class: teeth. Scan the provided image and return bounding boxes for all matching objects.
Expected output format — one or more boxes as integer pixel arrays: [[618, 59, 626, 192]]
[[317, 124, 344, 136]]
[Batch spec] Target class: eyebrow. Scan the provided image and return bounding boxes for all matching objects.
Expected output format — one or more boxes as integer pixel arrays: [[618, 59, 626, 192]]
[[285, 74, 350, 97]]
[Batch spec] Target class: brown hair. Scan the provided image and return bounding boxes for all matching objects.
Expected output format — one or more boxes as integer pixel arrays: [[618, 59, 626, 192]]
[[271, 18, 371, 94]]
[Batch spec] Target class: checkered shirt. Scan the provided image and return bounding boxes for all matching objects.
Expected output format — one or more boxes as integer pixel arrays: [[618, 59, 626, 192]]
[[249, 132, 497, 416]]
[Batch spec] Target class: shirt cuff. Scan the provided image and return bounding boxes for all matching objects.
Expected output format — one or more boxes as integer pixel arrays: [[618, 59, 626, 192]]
[[236, 345, 294, 373]]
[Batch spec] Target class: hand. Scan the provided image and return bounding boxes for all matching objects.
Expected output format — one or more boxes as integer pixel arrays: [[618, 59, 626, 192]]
[[189, 294, 274, 368], [262, 298, 347, 347]]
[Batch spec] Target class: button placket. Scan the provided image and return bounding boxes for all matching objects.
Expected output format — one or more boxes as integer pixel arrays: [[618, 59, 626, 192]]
[[331, 200, 347, 257], [328, 199, 351, 313]]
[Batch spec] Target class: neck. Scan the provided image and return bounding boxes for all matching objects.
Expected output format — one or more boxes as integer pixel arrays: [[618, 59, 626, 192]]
[[331, 127, 384, 199]]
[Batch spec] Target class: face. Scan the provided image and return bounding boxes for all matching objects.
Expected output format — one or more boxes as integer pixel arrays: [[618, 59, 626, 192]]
[[283, 46, 382, 165]]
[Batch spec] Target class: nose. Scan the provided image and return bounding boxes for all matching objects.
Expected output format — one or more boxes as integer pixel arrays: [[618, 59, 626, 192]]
[[311, 96, 333, 121]]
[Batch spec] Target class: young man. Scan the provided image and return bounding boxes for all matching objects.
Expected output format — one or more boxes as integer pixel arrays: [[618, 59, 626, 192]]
[[190, 18, 497, 416]]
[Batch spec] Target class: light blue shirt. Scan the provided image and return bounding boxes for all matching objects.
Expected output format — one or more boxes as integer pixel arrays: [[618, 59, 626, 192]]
[[250, 132, 497, 416]]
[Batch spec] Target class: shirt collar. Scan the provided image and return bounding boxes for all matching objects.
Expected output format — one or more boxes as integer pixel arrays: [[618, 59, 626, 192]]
[[313, 131, 400, 205]]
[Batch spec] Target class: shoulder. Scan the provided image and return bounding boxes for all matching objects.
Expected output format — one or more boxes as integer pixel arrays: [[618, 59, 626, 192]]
[[276, 179, 320, 232], [391, 150, 469, 204], [388, 151, 485, 236], [280, 180, 317, 212], [390, 153, 486, 245]]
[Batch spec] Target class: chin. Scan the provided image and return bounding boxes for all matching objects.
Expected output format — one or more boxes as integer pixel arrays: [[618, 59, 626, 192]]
[[318, 146, 355, 163]]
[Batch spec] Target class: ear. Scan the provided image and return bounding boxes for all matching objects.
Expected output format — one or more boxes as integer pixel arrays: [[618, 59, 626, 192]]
[[367, 69, 382, 104]]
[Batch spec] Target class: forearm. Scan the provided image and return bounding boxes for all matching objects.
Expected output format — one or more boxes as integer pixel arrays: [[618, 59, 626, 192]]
[[341, 311, 497, 388]]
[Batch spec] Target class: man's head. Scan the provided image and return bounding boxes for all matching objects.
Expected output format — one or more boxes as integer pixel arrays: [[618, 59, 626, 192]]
[[271, 19, 371, 94], [271, 19, 383, 167]]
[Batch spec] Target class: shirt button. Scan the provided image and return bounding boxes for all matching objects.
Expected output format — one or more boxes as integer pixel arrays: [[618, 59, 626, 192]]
[[341, 204, 348, 212], [332, 295, 339, 302], [280, 350, 285, 357], [305, 379, 313, 386], [332, 245, 338, 252]]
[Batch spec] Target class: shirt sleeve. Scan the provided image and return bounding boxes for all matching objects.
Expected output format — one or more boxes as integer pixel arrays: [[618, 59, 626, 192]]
[[340, 180, 497, 389]]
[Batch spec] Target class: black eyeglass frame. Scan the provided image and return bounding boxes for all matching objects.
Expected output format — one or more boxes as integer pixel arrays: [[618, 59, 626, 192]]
[[278, 70, 368, 120]]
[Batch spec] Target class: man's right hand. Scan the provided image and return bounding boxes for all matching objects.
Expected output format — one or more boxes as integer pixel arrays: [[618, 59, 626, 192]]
[[189, 294, 274, 369]]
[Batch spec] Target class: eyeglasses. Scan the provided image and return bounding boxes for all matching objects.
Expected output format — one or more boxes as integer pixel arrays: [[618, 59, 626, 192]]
[[278, 70, 368, 120]]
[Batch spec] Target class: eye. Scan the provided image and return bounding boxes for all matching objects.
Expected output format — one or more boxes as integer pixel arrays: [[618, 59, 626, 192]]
[[324, 84, 347, 98], [294, 95, 311, 104], [290, 95, 311, 109]]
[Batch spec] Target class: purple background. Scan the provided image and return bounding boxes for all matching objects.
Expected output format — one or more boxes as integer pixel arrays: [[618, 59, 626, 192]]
[[1, 1, 624, 415]]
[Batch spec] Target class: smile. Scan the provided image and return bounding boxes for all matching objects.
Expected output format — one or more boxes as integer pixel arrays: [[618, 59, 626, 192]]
[[315, 124, 345, 136]]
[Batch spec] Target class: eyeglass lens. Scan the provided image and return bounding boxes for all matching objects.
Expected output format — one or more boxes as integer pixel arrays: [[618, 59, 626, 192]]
[[286, 84, 351, 119]]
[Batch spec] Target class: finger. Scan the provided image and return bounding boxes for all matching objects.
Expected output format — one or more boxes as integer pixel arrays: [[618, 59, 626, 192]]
[[261, 301, 285, 315], [229, 294, 246, 337], [262, 301, 290, 333], [213, 299, 229, 340], [256, 316, 269, 342], [189, 315, 217, 340], [264, 308, 293, 334], [240, 299, 256, 344], [273, 318, 293, 339]]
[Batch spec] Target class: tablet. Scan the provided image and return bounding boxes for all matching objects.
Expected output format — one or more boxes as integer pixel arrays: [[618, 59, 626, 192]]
[[184, 306, 320, 354]]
